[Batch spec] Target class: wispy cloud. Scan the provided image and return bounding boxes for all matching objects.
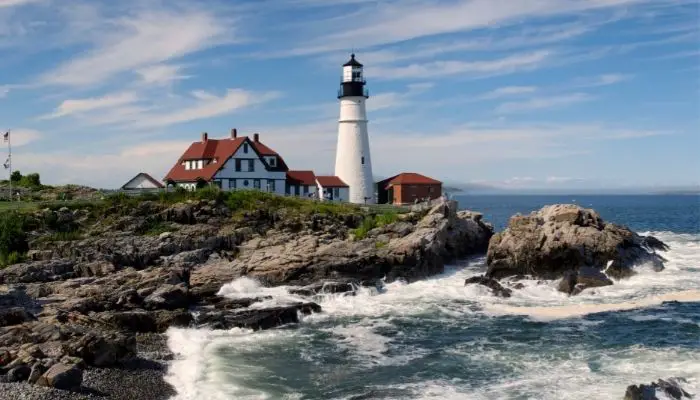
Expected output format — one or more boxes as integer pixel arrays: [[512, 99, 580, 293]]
[[39, 7, 234, 87], [131, 89, 280, 128], [136, 64, 191, 86], [568, 73, 633, 88], [0, 0, 40, 8], [370, 50, 552, 80], [39, 92, 139, 119], [56, 88, 282, 130], [5, 128, 42, 147], [495, 93, 593, 113], [479, 86, 539, 100]]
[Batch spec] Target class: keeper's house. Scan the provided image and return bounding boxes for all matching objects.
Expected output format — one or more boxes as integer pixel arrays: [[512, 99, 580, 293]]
[[164, 129, 344, 200]]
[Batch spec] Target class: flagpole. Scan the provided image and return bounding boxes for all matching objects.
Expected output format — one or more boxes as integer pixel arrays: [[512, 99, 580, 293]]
[[6, 129, 10, 202]]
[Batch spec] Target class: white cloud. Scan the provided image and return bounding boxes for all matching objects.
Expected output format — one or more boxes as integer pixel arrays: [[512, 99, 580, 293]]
[[130, 89, 281, 129], [369, 50, 552, 80], [368, 82, 434, 112], [40, 92, 139, 119], [0, 85, 8, 98], [15, 140, 192, 187], [0, 0, 39, 7], [40, 7, 233, 86], [496, 93, 593, 113], [568, 73, 633, 88], [3, 128, 42, 147], [308, 0, 649, 51], [479, 86, 539, 100], [136, 64, 190, 85]]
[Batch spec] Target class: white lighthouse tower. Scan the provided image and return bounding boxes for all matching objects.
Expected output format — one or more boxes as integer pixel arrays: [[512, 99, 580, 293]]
[[334, 54, 375, 204]]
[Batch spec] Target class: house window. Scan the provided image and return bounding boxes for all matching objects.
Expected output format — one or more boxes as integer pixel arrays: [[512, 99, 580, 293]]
[[184, 161, 190, 170], [248, 159, 255, 172], [361, 157, 365, 165], [333, 188, 340, 198], [243, 180, 249, 187], [269, 157, 276, 167], [285, 182, 291, 195], [303, 185, 309, 195], [213, 180, 222, 188], [254, 179, 261, 189], [230, 179, 236, 189], [243, 143, 249, 153], [235, 159, 242, 172], [429, 186, 434, 193], [268, 180, 276, 192]]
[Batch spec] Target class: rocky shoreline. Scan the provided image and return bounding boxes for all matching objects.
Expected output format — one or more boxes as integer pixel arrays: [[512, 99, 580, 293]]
[[0, 194, 493, 398], [0, 194, 679, 399]]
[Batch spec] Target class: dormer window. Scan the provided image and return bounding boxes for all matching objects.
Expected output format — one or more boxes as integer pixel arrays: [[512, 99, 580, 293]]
[[268, 157, 276, 167]]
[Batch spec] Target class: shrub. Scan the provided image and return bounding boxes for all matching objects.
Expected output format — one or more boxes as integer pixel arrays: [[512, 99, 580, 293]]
[[0, 212, 28, 267], [10, 171, 21, 183]]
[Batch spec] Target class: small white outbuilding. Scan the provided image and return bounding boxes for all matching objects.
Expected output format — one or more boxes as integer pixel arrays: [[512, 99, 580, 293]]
[[121, 172, 165, 191]]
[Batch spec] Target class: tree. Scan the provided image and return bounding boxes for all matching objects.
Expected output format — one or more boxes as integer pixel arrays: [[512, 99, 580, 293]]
[[23, 173, 41, 187], [10, 171, 21, 182]]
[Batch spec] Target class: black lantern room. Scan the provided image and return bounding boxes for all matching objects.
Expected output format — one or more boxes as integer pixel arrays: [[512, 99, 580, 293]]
[[338, 54, 369, 99]]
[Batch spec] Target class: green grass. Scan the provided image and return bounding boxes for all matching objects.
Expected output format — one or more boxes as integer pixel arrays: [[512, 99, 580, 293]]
[[0, 201, 39, 212], [37, 231, 84, 243], [351, 212, 399, 240]]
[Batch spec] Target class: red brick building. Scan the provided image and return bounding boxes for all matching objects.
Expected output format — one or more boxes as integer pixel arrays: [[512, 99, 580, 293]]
[[376, 173, 442, 205]]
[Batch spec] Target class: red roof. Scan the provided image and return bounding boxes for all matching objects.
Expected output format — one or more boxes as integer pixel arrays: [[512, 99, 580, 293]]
[[386, 173, 441, 186], [252, 141, 289, 171], [164, 135, 287, 183], [316, 176, 348, 188], [286, 170, 317, 186]]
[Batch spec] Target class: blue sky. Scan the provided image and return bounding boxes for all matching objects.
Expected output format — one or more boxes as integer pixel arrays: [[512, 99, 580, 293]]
[[0, 0, 698, 191]]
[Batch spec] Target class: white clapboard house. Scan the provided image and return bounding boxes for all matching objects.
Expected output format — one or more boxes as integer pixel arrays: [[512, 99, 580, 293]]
[[164, 129, 347, 201]]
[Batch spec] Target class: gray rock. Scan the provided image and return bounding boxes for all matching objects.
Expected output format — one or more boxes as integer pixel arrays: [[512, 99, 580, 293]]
[[143, 284, 189, 310], [36, 363, 83, 391], [557, 267, 613, 295], [487, 204, 668, 281], [464, 276, 512, 298], [0, 307, 35, 327], [6, 365, 31, 382]]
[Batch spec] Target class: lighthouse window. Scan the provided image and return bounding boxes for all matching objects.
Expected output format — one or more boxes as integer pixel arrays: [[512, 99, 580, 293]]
[[361, 157, 365, 165]]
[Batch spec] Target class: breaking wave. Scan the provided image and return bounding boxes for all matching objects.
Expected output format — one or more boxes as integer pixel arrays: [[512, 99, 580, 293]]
[[166, 231, 700, 400]]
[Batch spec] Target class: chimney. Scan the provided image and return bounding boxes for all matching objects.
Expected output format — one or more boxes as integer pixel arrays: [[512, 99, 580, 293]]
[[231, 128, 237, 139], [202, 132, 208, 142], [254, 133, 260, 142]]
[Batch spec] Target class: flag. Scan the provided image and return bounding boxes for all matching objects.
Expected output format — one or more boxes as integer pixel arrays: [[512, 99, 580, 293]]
[[2, 158, 9, 169], [2, 131, 8, 142]]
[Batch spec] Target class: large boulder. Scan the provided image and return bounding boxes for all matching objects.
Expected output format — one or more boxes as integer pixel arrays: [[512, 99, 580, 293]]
[[36, 363, 83, 391], [486, 204, 667, 280]]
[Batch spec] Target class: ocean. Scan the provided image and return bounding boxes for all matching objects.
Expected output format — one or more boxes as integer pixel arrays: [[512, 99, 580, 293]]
[[165, 195, 700, 400]]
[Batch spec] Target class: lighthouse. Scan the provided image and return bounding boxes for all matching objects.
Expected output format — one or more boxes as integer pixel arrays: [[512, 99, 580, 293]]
[[334, 53, 375, 204]]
